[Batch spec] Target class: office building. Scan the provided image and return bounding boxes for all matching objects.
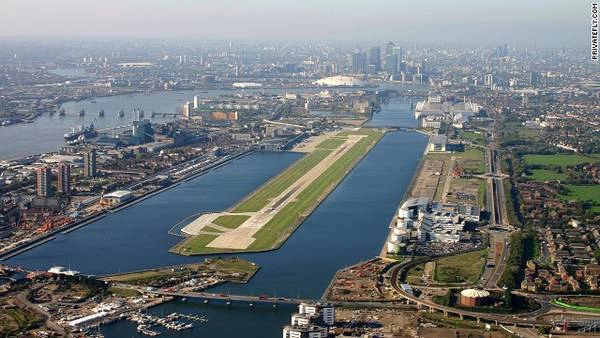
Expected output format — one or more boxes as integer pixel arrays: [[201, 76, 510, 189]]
[[36, 166, 51, 197], [385, 41, 395, 57], [193, 95, 199, 109], [369, 46, 381, 72], [183, 101, 191, 119], [132, 119, 153, 144], [529, 71, 541, 85], [385, 53, 399, 74], [56, 162, 71, 195], [351, 52, 366, 74], [83, 148, 97, 178], [484, 74, 494, 88]]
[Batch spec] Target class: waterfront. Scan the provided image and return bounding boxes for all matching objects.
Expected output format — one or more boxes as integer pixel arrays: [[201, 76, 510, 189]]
[[6, 99, 426, 337], [0, 84, 423, 160]]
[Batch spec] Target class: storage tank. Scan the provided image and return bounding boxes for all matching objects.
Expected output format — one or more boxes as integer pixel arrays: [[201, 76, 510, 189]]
[[459, 289, 490, 307]]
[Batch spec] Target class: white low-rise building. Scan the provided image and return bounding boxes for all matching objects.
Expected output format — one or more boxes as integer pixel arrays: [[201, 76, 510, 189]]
[[283, 325, 326, 338]]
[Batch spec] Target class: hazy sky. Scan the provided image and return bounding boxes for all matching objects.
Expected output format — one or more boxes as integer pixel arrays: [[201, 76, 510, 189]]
[[0, 0, 590, 46]]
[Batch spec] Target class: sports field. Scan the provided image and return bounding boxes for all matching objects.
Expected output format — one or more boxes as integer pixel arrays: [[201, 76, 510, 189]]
[[171, 129, 384, 255]]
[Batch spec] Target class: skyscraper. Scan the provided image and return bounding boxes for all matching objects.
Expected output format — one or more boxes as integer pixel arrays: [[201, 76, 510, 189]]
[[369, 46, 381, 72], [182, 101, 191, 120], [57, 162, 71, 195], [83, 148, 97, 178], [529, 71, 541, 85], [193, 95, 199, 109], [385, 41, 395, 57], [384, 54, 398, 74], [351, 52, 366, 74], [36, 166, 51, 197]]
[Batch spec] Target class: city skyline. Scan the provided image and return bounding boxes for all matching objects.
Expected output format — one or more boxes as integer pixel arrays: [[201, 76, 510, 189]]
[[0, 0, 590, 47]]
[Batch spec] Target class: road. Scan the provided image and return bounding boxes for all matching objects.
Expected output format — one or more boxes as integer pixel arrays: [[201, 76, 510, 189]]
[[480, 128, 514, 289], [16, 290, 65, 335], [387, 260, 552, 327]]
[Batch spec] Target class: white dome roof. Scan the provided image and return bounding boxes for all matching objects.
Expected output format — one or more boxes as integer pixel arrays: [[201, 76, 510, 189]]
[[313, 76, 367, 87], [460, 289, 490, 298]]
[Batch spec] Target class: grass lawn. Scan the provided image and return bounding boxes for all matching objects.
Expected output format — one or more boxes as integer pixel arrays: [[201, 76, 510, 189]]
[[478, 180, 486, 208], [406, 263, 426, 285], [457, 147, 486, 174], [459, 131, 484, 145], [0, 307, 44, 336], [232, 149, 331, 212], [105, 257, 258, 284], [434, 249, 487, 284], [212, 215, 251, 229], [523, 154, 600, 167], [528, 169, 567, 182], [560, 185, 600, 213], [553, 299, 600, 313], [210, 257, 258, 275], [108, 286, 142, 297], [315, 137, 347, 150], [175, 234, 227, 255]]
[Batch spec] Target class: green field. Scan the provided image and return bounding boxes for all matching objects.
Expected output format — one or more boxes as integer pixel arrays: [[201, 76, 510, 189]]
[[232, 149, 331, 212], [0, 306, 44, 337], [560, 185, 600, 213], [434, 249, 487, 284], [212, 215, 251, 229], [108, 286, 142, 297], [105, 257, 258, 284], [174, 129, 384, 254], [459, 131, 484, 145], [457, 147, 486, 174], [315, 137, 347, 150], [523, 154, 600, 167], [553, 299, 600, 313], [528, 169, 567, 182]]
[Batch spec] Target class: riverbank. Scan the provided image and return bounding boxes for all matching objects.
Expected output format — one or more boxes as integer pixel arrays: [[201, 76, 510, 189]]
[[0, 150, 252, 261]]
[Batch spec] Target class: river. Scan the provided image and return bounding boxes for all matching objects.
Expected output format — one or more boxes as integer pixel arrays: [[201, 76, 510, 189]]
[[6, 98, 426, 337], [0, 83, 423, 160]]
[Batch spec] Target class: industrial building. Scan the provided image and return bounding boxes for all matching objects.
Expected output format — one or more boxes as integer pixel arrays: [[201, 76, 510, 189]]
[[428, 134, 447, 152], [414, 96, 480, 119], [102, 190, 133, 204], [48, 266, 80, 276]]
